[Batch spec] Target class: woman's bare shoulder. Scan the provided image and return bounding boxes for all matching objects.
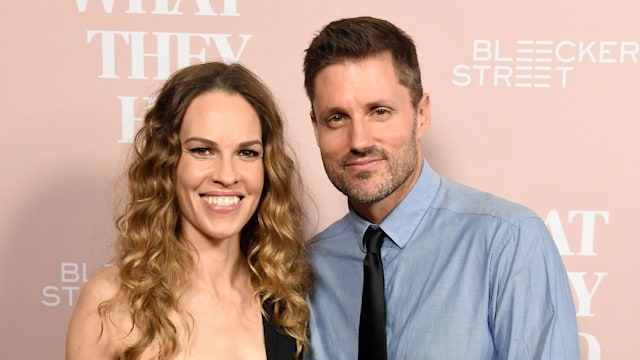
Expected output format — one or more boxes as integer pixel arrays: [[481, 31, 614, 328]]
[[83, 265, 121, 298], [65, 265, 124, 360]]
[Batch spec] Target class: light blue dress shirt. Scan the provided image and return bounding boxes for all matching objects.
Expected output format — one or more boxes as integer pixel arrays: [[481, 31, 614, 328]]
[[306, 161, 580, 359]]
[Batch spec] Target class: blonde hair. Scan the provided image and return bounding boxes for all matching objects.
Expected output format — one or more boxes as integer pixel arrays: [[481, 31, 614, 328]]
[[100, 62, 310, 358]]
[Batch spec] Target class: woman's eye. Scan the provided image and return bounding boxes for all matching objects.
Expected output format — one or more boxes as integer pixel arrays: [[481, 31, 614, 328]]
[[187, 147, 212, 158], [239, 148, 263, 160]]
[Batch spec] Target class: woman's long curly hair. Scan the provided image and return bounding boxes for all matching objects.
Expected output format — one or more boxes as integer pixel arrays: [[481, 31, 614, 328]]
[[99, 62, 311, 359]]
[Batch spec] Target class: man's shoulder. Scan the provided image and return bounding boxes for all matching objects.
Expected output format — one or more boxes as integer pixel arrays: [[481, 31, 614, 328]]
[[436, 178, 540, 225], [309, 213, 352, 245]]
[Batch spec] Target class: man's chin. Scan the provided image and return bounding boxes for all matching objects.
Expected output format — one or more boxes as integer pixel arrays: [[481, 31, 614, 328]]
[[342, 184, 388, 204]]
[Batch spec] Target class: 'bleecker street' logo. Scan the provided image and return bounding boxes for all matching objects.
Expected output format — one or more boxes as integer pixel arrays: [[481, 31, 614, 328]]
[[453, 40, 639, 88]]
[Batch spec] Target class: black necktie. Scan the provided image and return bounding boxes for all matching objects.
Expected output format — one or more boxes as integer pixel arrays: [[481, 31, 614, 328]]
[[358, 225, 387, 360]]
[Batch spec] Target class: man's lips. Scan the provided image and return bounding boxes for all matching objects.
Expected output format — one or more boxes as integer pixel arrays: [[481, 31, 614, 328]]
[[344, 158, 382, 171]]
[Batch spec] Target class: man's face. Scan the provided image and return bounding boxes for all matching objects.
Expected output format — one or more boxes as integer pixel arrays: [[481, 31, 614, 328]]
[[311, 52, 430, 215]]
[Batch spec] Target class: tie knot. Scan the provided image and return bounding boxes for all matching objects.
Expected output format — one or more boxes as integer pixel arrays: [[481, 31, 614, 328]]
[[363, 226, 385, 254]]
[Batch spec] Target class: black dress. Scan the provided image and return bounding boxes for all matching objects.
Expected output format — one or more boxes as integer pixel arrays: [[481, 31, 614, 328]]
[[263, 302, 297, 360]]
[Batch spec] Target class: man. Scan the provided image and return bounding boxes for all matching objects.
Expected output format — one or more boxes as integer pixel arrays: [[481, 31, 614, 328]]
[[303, 16, 580, 359]]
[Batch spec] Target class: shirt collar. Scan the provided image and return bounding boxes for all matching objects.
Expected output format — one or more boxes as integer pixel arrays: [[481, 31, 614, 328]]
[[349, 159, 441, 250]]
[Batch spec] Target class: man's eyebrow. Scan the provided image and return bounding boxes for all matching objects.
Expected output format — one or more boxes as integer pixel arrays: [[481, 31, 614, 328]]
[[317, 100, 395, 116], [317, 106, 347, 117]]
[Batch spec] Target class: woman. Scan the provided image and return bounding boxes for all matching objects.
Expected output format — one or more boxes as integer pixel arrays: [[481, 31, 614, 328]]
[[66, 62, 310, 359]]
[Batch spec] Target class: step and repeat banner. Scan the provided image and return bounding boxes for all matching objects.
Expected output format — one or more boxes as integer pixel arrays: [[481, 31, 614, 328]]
[[1, 1, 637, 358]]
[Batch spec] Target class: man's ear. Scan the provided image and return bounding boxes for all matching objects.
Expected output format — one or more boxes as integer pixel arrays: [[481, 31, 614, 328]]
[[416, 93, 431, 138], [310, 109, 319, 144]]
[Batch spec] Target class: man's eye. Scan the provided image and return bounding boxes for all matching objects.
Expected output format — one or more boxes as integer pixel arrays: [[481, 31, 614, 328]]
[[324, 114, 348, 128], [327, 114, 345, 123], [373, 108, 390, 116]]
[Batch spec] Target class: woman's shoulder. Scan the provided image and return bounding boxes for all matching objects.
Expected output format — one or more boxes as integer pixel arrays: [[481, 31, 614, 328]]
[[83, 265, 121, 298], [65, 265, 126, 359], [72, 265, 122, 315]]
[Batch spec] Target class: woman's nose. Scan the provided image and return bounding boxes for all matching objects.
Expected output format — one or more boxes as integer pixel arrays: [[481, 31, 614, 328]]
[[210, 156, 239, 185]]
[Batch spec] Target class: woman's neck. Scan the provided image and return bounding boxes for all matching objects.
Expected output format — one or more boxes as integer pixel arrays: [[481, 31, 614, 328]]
[[188, 236, 254, 300]]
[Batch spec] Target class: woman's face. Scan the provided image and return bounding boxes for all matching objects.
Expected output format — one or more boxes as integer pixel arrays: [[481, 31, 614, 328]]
[[175, 91, 264, 247]]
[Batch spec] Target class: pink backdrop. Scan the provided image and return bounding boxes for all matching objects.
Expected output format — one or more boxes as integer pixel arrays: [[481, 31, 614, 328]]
[[1, 1, 638, 358]]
